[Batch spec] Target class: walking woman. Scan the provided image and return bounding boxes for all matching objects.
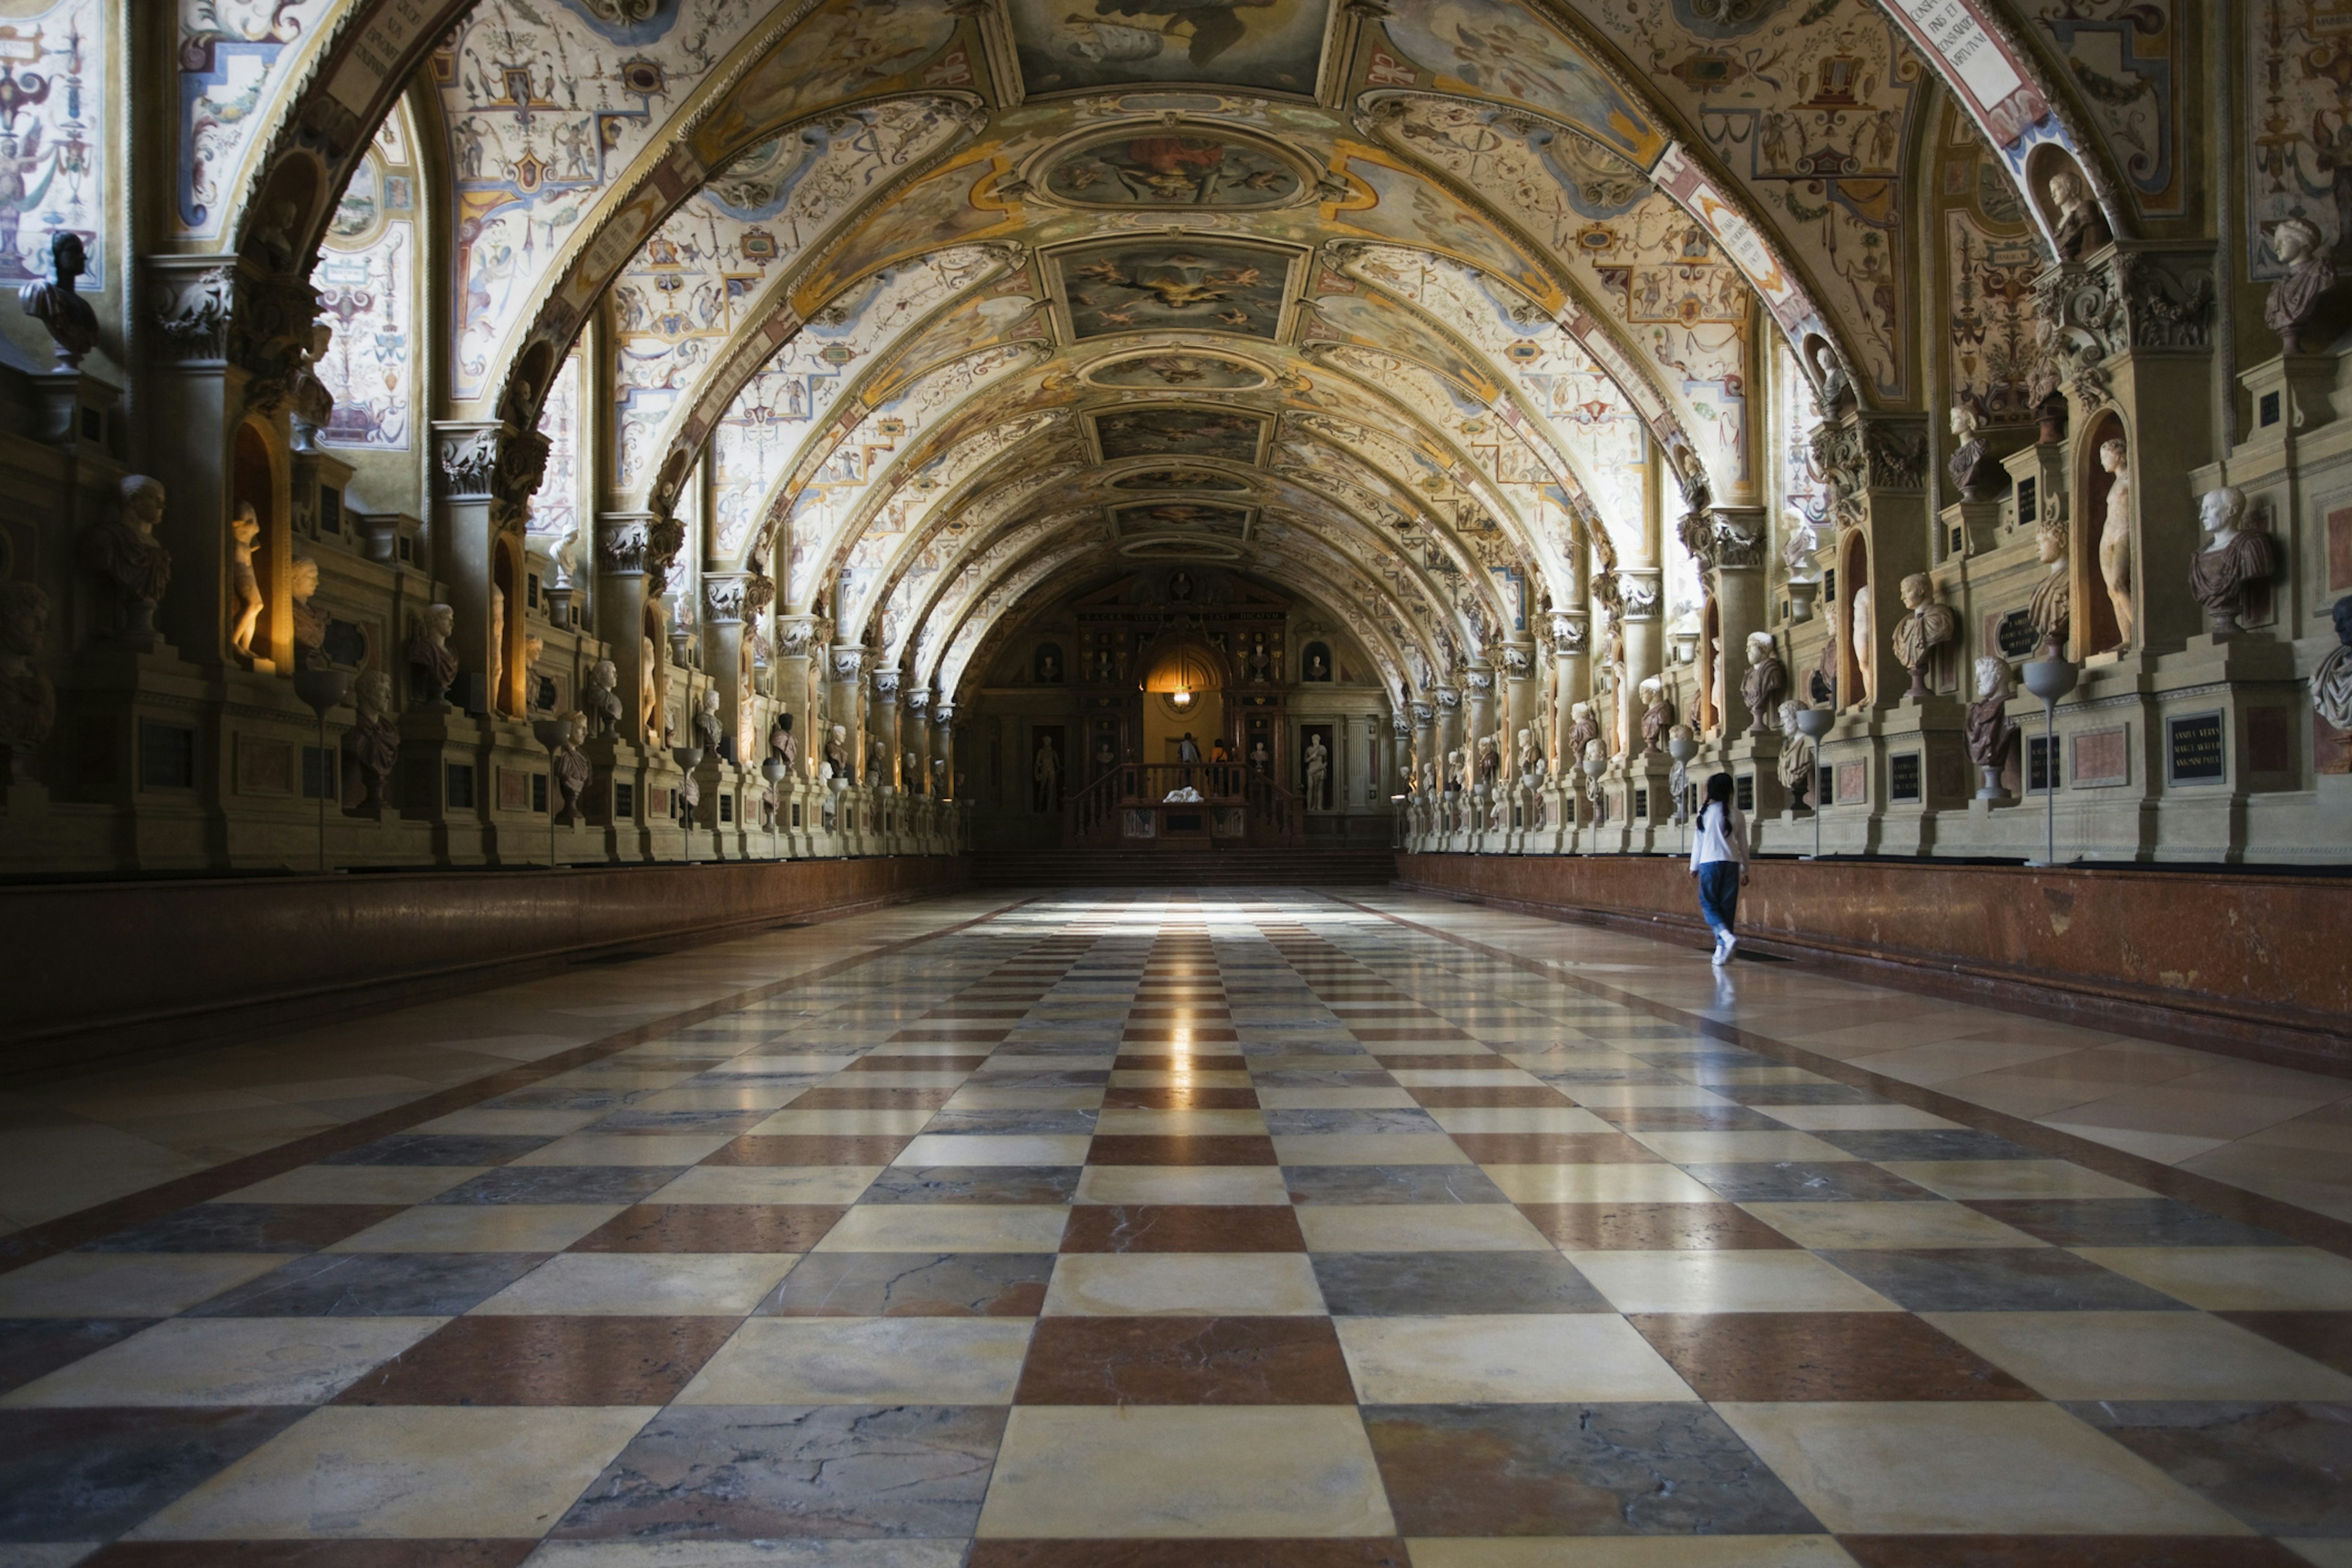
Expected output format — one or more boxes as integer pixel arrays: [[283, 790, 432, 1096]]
[[1689, 771, 1749, 964]]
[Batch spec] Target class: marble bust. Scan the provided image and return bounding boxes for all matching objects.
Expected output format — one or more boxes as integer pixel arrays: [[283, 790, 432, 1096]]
[[1741, 632, 1785, 734], [2314, 598, 2352, 733], [407, 603, 459, 704], [1776, 699, 1814, 807], [2188, 484, 2277, 636], [2028, 517, 2071, 659], [1638, 676, 1674, 753], [78, 475, 172, 642], [1891, 573, 1958, 699], [1964, 655, 2018, 798], [2266, 217, 2335, 355], [20, 231, 97, 366]]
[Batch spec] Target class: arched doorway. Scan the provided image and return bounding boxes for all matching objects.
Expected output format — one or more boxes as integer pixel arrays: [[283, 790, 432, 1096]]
[[1140, 639, 1224, 767]]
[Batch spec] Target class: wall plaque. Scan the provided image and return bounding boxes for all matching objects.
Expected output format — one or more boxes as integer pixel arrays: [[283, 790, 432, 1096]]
[[2027, 734, 2054, 793], [1890, 751, 1921, 802], [2331, 505, 2352, 593], [2167, 712, 2225, 784], [1735, 774, 1754, 812], [2071, 726, 2128, 786], [1995, 608, 2040, 659], [1836, 760, 1867, 804], [237, 735, 293, 796]]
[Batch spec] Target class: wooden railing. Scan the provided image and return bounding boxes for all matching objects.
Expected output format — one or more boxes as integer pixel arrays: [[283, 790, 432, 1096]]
[[1061, 763, 1303, 848]]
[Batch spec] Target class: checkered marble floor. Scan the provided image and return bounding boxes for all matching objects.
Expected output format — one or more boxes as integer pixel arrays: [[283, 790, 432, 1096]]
[[3, 889, 2350, 1567]]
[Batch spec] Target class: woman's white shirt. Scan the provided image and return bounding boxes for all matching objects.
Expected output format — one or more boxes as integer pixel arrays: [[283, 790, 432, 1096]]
[[1689, 801, 1747, 869]]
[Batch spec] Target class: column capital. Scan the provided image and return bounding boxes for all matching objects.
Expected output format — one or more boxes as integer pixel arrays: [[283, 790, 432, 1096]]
[[596, 511, 686, 586], [903, 688, 930, 714], [1411, 701, 1434, 725], [1676, 505, 1770, 571], [930, 701, 955, 727], [828, 644, 865, 682], [1614, 567, 1664, 622], [701, 572, 752, 625], [870, 665, 901, 702], [775, 614, 822, 657], [1434, 686, 1460, 712], [1548, 609, 1589, 654]]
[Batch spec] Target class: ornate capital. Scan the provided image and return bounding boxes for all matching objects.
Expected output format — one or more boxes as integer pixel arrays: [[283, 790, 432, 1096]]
[[1463, 666, 1494, 693], [1435, 687, 1461, 712], [2114, 245, 2216, 352], [1678, 506, 1769, 571], [1410, 701, 1434, 725], [829, 645, 865, 682], [775, 614, 821, 657], [903, 689, 930, 715], [931, 701, 955, 727], [436, 422, 505, 503], [1549, 610, 1589, 654], [1393, 713, 1413, 738], [597, 511, 660, 576], [1500, 644, 1534, 678], [644, 516, 688, 595], [702, 573, 751, 625], [1616, 568, 1664, 621], [148, 260, 236, 364], [870, 666, 901, 702]]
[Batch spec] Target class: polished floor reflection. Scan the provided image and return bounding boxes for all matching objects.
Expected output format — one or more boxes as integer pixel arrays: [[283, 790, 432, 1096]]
[[2, 889, 2350, 1567]]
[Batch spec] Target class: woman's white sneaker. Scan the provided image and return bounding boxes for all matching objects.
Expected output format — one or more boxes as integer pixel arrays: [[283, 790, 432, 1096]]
[[1709, 936, 1728, 966], [1720, 935, 1739, 963]]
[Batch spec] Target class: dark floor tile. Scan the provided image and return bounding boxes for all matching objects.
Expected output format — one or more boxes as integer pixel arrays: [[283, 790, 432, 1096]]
[[1351, 1028, 1472, 1042], [1368, 1054, 1490, 1071], [790, 1087, 958, 1110], [969, 1071, 1112, 1090], [550, 1403, 1005, 1539], [758, 1252, 1055, 1317], [2218, 1311, 2352, 1373], [1814, 1129, 2046, 1162], [1312, 1251, 1609, 1315], [0, 1406, 311, 1539], [1705, 1082, 1886, 1106], [0, 1318, 149, 1394], [858, 1047, 997, 1064], [319, 1133, 552, 1167], [1453, 1132, 1664, 1165], [1263, 1109, 1444, 1137], [1630, 1311, 2038, 1401], [1534, 1067, 1689, 1086], [185, 1251, 548, 1316], [582, 1109, 771, 1134], [1114, 1053, 1247, 1071], [925, 1109, 1099, 1136], [570, 1204, 846, 1253], [1016, 1316, 1354, 1404], [1598, 1107, 1798, 1133], [477, 1086, 659, 1112], [1060, 1204, 1306, 1253], [1104, 1086, 1262, 1110], [1365, 1401, 1820, 1536], [80, 1545, 538, 1568], [1818, 1248, 2192, 1311], [1252, 1069, 1398, 1090], [1087, 1134, 1276, 1166], [428, 1164, 687, 1205], [1964, 1198, 2295, 1247], [1281, 1164, 1510, 1205], [76, 1203, 407, 1254], [1406, 1086, 1579, 1108], [1123, 1028, 1241, 1043], [966, 1541, 1408, 1568], [704, 1135, 913, 1166], [1837, 1537, 2314, 1567], [335, 1314, 736, 1406], [861, 1166, 1085, 1205], [1681, 1161, 1937, 1202], [1517, 1202, 1801, 1251], [2064, 1399, 2352, 1535]]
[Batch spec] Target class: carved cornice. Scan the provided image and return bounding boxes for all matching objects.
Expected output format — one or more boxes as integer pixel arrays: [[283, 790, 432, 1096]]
[[148, 260, 237, 364]]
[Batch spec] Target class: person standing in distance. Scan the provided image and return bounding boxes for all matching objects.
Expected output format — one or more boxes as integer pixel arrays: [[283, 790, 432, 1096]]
[[1689, 771, 1749, 964]]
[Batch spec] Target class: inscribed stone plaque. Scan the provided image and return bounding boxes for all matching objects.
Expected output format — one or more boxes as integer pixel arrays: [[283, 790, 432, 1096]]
[[2331, 505, 2352, 592], [1890, 751, 1921, 802], [1836, 760, 1866, 804], [1735, 774, 1754, 812], [1994, 608, 2040, 659], [2248, 707, 2292, 774], [2167, 712, 2225, 784], [2071, 726, 2128, 786], [2027, 735, 2054, 793], [237, 734, 293, 796], [498, 767, 530, 812]]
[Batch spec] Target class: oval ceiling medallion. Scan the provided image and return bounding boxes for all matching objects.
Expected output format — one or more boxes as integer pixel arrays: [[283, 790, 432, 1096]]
[[1035, 126, 1310, 210], [1087, 352, 1270, 391]]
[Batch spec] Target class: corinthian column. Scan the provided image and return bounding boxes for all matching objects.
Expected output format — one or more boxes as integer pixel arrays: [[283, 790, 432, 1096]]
[[904, 688, 932, 794], [869, 664, 902, 790], [827, 644, 865, 782]]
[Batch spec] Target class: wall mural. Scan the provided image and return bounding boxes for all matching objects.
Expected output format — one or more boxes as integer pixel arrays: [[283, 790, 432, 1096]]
[[2024, 0, 2180, 217], [2249, 0, 2352, 277], [1939, 110, 2040, 421], [1040, 129, 1303, 206], [1006, 0, 1333, 97], [0, 0, 102, 281], [174, 0, 334, 239], [1096, 405, 1270, 463], [1052, 239, 1295, 339], [1376, 0, 1664, 166], [529, 352, 583, 544], [1088, 352, 1269, 388], [438, 0, 772, 404], [317, 113, 417, 452], [612, 99, 969, 492]]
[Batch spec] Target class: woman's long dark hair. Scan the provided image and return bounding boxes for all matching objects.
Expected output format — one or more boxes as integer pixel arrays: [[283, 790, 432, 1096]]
[[1701, 771, 1735, 832]]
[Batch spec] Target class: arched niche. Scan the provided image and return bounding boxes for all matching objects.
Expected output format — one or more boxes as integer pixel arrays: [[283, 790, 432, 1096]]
[[231, 419, 288, 670], [2079, 411, 2127, 658], [1139, 635, 1229, 763], [1838, 529, 1872, 710], [1698, 596, 1721, 736], [492, 533, 526, 717]]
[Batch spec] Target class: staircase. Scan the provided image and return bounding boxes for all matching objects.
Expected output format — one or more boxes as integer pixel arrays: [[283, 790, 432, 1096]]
[[970, 846, 1398, 887]]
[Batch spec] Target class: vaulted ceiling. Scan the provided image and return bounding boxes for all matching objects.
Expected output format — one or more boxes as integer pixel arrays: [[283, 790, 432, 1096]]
[[215, 0, 2132, 709]]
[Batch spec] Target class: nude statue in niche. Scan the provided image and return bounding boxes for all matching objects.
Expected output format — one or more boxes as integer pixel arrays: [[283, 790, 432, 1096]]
[[2098, 437, 2134, 650], [228, 504, 264, 660]]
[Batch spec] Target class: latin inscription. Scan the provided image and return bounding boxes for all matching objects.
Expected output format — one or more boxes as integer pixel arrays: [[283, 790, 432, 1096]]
[[2168, 712, 2225, 784]]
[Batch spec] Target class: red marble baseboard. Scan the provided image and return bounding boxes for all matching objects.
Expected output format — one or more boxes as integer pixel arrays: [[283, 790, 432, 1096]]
[[2, 856, 974, 1080], [1395, 854, 2352, 1076]]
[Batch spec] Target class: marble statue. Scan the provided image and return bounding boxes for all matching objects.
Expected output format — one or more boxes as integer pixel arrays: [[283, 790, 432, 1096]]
[[78, 476, 172, 643], [554, 712, 591, 817], [693, 687, 726, 753], [489, 586, 507, 715], [826, 722, 851, 784], [865, 734, 888, 787], [349, 669, 401, 807], [2029, 516, 2071, 658], [1638, 677, 1674, 753], [1515, 726, 1541, 783], [2097, 437, 2135, 650], [2315, 598, 2352, 733], [2188, 485, 2278, 636], [903, 750, 919, 794], [0, 579, 55, 752], [1782, 507, 1820, 579], [521, 635, 544, 709], [1250, 737, 1270, 775], [1487, 779, 1507, 833], [227, 504, 263, 660], [1474, 733, 1499, 785], [2266, 218, 2335, 355], [408, 603, 459, 704], [641, 633, 663, 750], [1033, 731, 1060, 808], [1849, 582, 1873, 701], [1665, 722, 1692, 812], [1947, 396, 1998, 502], [1776, 699, 1814, 809], [20, 232, 96, 366], [1565, 701, 1598, 766], [1892, 573, 1958, 699], [584, 658, 622, 737], [1305, 733, 1329, 808], [289, 556, 328, 669], [1965, 655, 2018, 799], [2048, 167, 2109, 261], [1742, 632, 1785, 734]]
